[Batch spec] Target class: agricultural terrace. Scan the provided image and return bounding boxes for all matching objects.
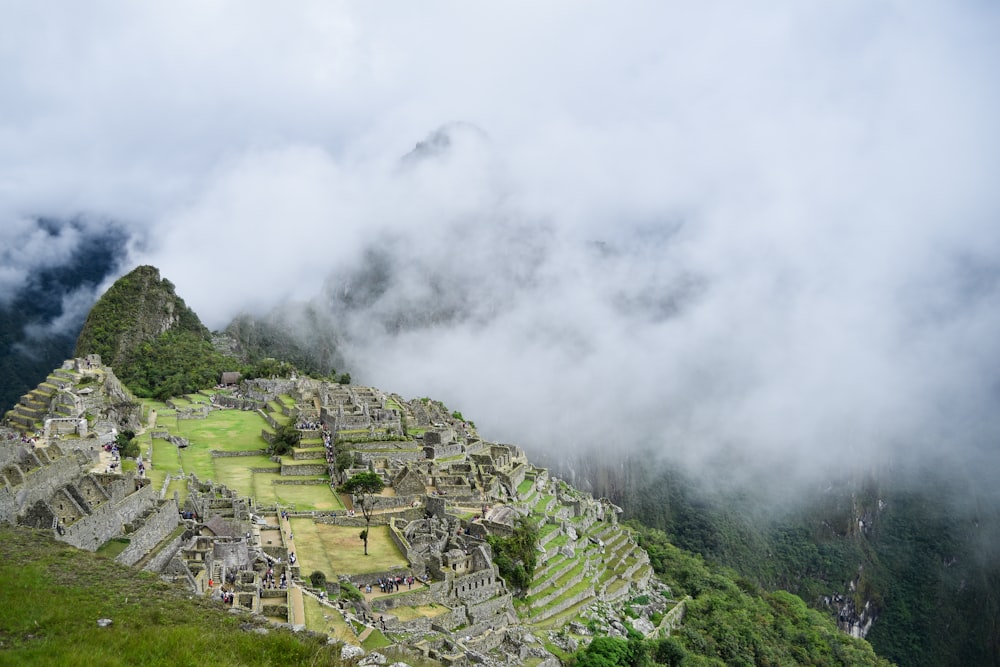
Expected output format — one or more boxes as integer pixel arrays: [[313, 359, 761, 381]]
[[142, 398, 344, 511]]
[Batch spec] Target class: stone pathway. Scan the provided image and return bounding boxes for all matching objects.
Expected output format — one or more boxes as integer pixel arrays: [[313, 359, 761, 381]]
[[279, 512, 307, 626]]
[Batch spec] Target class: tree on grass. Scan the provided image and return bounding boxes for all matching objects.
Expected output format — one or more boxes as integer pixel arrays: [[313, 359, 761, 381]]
[[309, 570, 327, 589], [115, 429, 140, 459], [342, 471, 384, 555], [269, 423, 301, 456]]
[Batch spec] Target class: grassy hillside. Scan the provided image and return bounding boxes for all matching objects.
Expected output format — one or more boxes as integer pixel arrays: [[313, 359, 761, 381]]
[[0, 525, 342, 667]]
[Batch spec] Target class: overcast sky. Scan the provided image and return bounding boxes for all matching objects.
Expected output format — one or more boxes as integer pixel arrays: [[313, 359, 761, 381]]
[[2, 2, 999, 484]]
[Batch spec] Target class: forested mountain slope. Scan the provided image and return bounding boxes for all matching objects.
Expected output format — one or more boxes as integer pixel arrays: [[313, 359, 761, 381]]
[[570, 450, 1000, 667]]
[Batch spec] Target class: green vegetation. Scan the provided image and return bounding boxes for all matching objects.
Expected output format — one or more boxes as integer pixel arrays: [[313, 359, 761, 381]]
[[224, 311, 343, 379], [0, 525, 342, 666], [115, 429, 139, 459], [267, 423, 301, 456], [291, 521, 407, 576], [74, 266, 233, 400], [241, 357, 298, 381], [308, 570, 327, 588], [487, 515, 539, 595], [566, 523, 892, 667], [341, 472, 384, 556], [604, 454, 999, 667], [119, 329, 231, 400]]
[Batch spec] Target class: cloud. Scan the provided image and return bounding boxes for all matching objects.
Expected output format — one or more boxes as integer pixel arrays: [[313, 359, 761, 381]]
[[2, 2, 1000, 486]]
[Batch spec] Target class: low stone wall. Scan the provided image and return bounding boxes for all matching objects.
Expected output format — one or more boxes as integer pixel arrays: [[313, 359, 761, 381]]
[[347, 567, 417, 592], [357, 449, 425, 465], [315, 506, 424, 528], [259, 410, 282, 431], [211, 449, 268, 458], [261, 604, 289, 619], [280, 463, 327, 476], [532, 585, 596, 623], [273, 479, 328, 486], [465, 625, 507, 653], [212, 395, 266, 411], [429, 605, 470, 632], [425, 443, 465, 460], [292, 448, 326, 461], [116, 498, 180, 566], [371, 495, 419, 511], [370, 584, 440, 611], [499, 464, 528, 496], [659, 597, 689, 636]]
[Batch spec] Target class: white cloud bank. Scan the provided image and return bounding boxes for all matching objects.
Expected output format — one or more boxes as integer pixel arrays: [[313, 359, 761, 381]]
[[2, 2, 999, 482]]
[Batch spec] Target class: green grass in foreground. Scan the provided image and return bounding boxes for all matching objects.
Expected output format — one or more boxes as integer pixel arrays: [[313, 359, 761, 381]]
[[303, 594, 356, 645], [0, 526, 341, 667]]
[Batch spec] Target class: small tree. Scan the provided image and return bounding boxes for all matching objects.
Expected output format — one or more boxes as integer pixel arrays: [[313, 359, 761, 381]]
[[116, 430, 140, 459], [342, 471, 384, 555], [269, 423, 301, 456], [309, 570, 327, 589]]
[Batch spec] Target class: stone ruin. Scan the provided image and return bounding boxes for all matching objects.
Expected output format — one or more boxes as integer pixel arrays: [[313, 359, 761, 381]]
[[0, 358, 177, 567], [2, 363, 657, 665]]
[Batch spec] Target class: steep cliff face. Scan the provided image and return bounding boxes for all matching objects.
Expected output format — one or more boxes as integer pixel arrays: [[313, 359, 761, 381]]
[[75, 265, 208, 370]]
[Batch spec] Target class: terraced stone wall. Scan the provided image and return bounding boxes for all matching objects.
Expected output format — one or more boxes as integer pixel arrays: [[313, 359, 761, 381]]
[[116, 498, 180, 565], [61, 481, 158, 551]]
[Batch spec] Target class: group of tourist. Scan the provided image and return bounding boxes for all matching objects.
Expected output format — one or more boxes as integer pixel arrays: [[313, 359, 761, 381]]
[[262, 566, 286, 590], [370, 574, 415, 594], [9, 430, 40, 446], [319, 424, 337, 466], [104, 443, 121, 473]]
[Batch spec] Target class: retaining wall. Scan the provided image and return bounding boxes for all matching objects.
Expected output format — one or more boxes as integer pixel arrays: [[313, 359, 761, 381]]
[[116, 498, 180, 566]]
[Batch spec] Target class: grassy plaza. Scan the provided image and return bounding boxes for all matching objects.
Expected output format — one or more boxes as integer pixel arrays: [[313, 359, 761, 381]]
[[144, 398, 345, 512], [290, 519, 408, 579]]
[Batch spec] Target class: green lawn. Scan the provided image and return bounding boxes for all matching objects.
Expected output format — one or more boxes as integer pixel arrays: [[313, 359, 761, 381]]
[[273, 483, 343, 511], [390, 603, 449, 621], [302, 594, 356, 644], [148, 437, 182, 487], [172, 410, 270, 452], [290, 520, 407, 578], [212, 456, 275, 498], [177, 442, 215, 481], [252, 471, 286, 506]]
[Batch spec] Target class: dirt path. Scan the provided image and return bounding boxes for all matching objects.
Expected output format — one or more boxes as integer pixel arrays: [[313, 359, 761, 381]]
[[278, 513, 307, 627], [288, 585, 306, 627]]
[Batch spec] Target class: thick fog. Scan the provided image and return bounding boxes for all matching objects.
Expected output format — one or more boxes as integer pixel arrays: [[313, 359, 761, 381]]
[[2, 2, 999, 484]]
